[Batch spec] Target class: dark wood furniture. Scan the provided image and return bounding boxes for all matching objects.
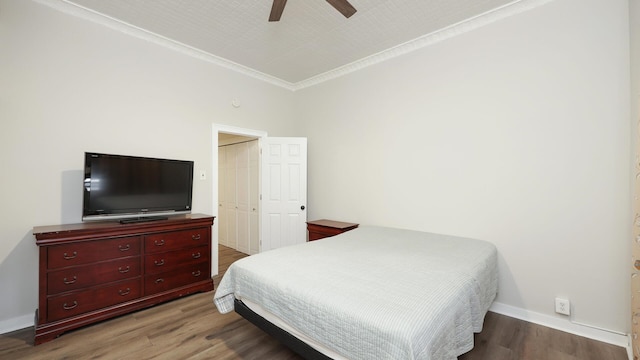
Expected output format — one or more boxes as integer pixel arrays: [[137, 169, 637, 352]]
[[306, 219, 359, 241], [33, 213, 214, 345]]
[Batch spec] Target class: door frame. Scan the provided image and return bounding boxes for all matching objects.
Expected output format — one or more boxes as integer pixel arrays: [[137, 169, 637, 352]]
[[211, 124, 268, 276]]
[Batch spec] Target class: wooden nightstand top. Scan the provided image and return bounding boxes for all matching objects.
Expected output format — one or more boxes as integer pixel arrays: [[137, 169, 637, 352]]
[[306, 219, 359, 230]]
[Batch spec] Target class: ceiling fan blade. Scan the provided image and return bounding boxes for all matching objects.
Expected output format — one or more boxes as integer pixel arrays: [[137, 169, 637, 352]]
[[269, 0, 287, 22], [326, 0, 357, 18]]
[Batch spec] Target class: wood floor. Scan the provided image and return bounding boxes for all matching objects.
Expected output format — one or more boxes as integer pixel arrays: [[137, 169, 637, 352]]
[[0, 245, 628, 360]]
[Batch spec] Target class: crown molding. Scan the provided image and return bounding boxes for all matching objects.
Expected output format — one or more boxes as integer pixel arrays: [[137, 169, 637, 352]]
[[293, 0, 553, 90], [34, 0, 297, 91], [35, 0, 552, 92]]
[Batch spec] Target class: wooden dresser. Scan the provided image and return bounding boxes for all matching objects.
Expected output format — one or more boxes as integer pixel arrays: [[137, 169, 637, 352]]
[[306, 219, 359, 241], [33, 214, 214, 345]]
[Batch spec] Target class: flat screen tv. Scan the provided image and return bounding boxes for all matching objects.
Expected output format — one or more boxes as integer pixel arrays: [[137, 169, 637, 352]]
[[82, 152, 194, 222]]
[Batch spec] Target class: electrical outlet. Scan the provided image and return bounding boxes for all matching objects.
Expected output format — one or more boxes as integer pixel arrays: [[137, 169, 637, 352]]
[[555, 298, 570, 316]]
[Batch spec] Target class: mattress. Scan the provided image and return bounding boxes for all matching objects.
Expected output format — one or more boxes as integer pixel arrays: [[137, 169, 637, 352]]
[[214, 225, 498, 360]]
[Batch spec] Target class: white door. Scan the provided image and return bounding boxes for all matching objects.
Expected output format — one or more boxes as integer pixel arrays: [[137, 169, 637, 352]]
[[223, 145, 238, 250], [236, 142, 250, 254], [217, 146, 228, 247], [248, 140, 260, 255], [218, 140, 260, 255], [261, 137, 308, 251]]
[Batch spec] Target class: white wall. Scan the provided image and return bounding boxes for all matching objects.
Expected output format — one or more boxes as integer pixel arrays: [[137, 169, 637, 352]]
[[295, 0, 630, 337], [0, 0, 295, 331]]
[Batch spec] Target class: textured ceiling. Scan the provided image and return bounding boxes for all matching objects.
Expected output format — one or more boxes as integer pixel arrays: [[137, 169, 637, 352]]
[[64, 0, 520, 85]]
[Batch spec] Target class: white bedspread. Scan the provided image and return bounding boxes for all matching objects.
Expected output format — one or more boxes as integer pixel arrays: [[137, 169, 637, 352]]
[[214, 226, 498, 360]]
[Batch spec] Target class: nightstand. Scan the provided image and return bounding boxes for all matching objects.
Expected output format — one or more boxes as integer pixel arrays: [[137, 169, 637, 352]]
[[306, 219, 359, 241]]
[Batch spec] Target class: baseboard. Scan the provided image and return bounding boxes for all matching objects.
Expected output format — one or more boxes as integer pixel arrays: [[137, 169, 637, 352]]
[[0, 314, 34, 335], [490, 302, 629, 349]]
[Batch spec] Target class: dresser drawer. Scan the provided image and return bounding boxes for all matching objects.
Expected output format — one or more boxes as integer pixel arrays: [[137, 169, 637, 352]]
[[48, 237, 141, 269], [47, 257, 141, 295], [144, 261, 209, 296], [47, 278, 141, 322], [144, 228, 209, 253], [144, 245, 209, 274]]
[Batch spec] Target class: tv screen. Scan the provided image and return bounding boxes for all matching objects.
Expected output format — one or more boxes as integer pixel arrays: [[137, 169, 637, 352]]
[[82, 152, 194, 221]]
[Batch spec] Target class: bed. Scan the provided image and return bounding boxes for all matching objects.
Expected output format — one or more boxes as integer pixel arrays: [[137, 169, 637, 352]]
[[213, 225, 498, 360]]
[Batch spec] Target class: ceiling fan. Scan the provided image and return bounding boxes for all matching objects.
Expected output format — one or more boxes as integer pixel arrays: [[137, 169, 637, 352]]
[[269, 0, 357, 22]]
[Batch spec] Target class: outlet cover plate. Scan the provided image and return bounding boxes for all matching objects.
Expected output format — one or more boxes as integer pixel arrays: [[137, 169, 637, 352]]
[[555, 298, 570, 316]]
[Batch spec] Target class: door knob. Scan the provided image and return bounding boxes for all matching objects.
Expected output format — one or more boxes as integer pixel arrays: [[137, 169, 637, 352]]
[[301, 205, 305, 210]]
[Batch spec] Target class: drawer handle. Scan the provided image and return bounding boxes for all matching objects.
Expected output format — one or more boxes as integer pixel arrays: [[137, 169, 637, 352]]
[[118, 244, 131, 251], [119, 288, 131, 296], [155, 278, 164, 284], [63, 276, 77, 285], [154, 239, 165, 246], [63, 301, 78, 310], [118, 266, 130, 273], [192, 252, 201, 259], [192, 270, 201, 277], [191, 234, 201, 241], [63, 251, 77, 260], [154, 259, 165, 266]]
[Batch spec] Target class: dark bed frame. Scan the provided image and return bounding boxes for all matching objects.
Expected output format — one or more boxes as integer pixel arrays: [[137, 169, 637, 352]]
[[234, 299, 333, 360]]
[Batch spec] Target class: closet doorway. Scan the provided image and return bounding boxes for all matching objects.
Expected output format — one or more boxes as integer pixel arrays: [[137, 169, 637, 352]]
[[211, 124, 307, 275], [218, 133, 259, 255]]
